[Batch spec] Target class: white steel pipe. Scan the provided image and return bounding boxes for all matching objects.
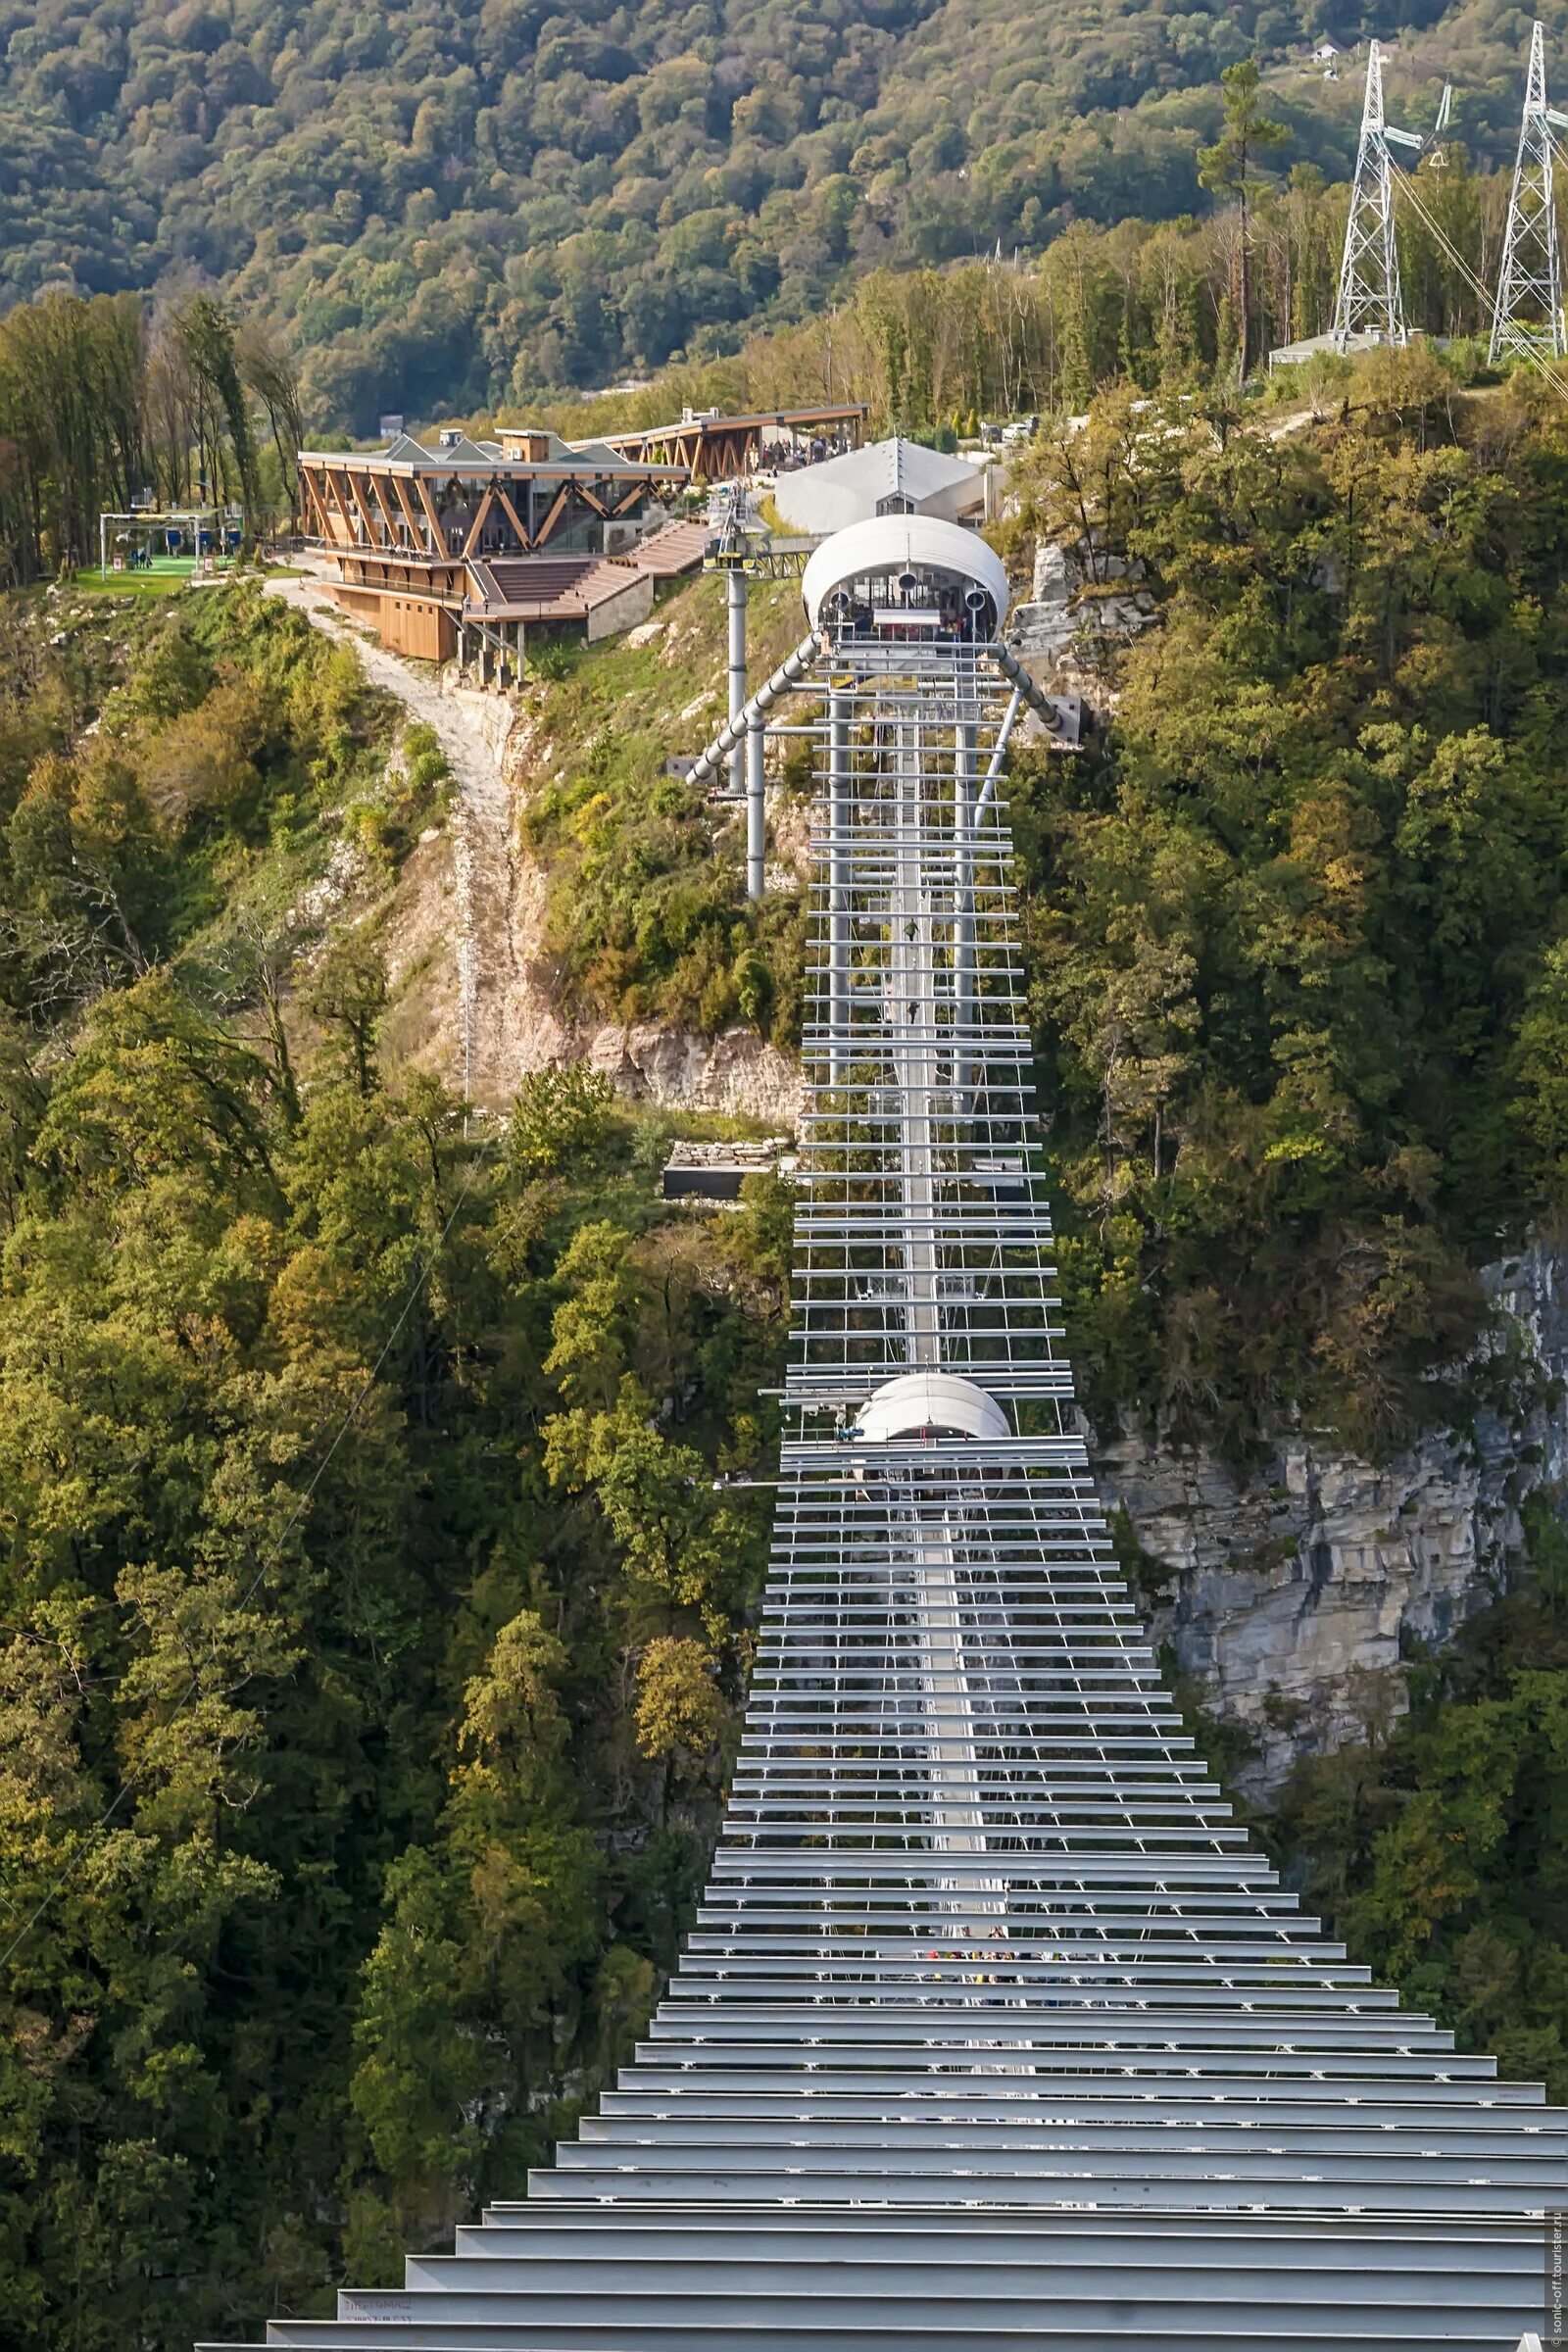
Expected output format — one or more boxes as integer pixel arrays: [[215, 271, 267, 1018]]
[[746, 715, 766, 900], [688, 634, 819, 790]]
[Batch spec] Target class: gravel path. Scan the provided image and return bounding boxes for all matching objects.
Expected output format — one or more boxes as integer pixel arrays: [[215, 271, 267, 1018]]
[[265, 566, 518, 1100]]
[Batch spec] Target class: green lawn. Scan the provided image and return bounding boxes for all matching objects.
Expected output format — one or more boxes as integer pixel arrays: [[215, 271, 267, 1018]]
[[81, 567, 196, 598], [78, 562, 300, 600]]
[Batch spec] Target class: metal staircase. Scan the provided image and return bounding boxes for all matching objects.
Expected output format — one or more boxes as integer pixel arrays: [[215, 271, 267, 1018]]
[[206, 520, 1563, 2352]]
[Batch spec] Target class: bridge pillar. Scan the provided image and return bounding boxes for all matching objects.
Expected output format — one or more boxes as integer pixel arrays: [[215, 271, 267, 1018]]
[[746, 715, 765, 900], [726, 565, 747, 806], [828, 691, 850, 1078]]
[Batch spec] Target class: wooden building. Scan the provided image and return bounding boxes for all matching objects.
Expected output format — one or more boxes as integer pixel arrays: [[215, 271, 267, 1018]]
[[297, 427, 692, 661], [295, 408, 865, 666], [601, 404, 869, 481]]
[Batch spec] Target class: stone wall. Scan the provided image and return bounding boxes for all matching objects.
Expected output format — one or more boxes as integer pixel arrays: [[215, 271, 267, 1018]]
[[1005, 537, 1158, 671]]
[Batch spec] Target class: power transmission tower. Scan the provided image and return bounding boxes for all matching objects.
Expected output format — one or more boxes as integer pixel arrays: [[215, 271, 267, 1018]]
[[1334, 41, 1450, 350], [1335, 43, 1403, 347], [1490, 20, 1567, 363]]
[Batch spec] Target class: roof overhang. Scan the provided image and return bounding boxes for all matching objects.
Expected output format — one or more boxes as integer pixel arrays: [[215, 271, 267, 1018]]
[[299, 451, 688, 482]]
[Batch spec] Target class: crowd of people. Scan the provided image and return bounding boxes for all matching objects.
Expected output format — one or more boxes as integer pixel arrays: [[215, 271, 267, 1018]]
[[757, 431, 858, 471], [915, 1925, 1068, 1991]]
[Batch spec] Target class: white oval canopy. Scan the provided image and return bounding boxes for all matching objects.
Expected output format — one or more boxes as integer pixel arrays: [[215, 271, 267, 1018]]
[[854, 1371, 1011, 1443], [801, 513, 1009, 631]]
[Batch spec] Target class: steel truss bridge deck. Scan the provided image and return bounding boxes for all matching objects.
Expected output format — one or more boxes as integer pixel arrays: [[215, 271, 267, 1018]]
[[205, 636, 1564, 2351]]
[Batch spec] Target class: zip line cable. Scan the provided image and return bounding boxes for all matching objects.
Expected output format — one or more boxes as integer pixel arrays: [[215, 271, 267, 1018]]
[[0, 1128, 497, 1974]]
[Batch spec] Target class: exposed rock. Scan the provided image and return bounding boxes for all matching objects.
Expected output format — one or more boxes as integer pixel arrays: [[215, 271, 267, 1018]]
[[584, 1022, 801, 1123], [287, 836, 366, 934], [1096, 1239, 1568, 1790], [665, 1136, 793, 1171], [1006, 536, 1158, 710]]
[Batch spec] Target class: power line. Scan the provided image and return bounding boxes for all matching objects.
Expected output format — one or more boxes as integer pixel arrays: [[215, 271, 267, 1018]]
[[1394, 159, 1568, 404]]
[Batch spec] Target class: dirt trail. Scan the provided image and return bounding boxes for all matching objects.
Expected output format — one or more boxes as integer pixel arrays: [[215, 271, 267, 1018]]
[[260, 567, 806, 1128], [266, 566, 523, 1101]]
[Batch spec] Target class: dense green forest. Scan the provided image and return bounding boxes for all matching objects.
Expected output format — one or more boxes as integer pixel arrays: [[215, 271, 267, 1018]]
[[533, 170, 1520, 456], [0, 0, 1556, 422], [3, 365, 1568, 2344], [0, 580, 787, 2340], [0, 138, 1538, 589], [1007, 362, 1568, 1455]]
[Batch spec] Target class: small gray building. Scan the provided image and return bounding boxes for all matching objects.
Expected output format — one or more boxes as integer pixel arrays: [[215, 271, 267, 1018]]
[[770, 436, 984, 536]]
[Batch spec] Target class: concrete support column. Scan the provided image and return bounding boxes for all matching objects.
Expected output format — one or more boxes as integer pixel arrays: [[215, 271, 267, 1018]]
[[828, 690, 850, 1081], [726, 565, 747, 809], [746, 716, 765, 901]]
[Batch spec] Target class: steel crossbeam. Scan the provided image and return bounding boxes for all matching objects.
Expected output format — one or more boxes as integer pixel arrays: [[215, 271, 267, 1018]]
[[199, 530, 1566, 2352]]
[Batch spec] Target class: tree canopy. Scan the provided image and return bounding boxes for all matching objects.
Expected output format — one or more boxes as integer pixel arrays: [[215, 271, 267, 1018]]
[[0, 0, 1529, 424]]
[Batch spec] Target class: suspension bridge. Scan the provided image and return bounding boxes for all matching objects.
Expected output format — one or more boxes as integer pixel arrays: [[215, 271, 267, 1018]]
[[204, 514, 1568, 2352]]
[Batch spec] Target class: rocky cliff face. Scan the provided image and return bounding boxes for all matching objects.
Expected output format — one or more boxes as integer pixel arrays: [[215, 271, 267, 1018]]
[[582, 1019, 801, 1123], [1094, 1242, 1568, 1791], [1005, 537, 1158, 683]]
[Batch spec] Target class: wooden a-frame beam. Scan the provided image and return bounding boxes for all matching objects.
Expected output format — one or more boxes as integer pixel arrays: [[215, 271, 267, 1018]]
[[413, 475, 446, 554], [531, 485, 570, 548], [495, 486, 531, 552], [321, 468, 358, 544], [462, 487, 496, 558], [388, 472, 423, 546], [366, 470, 402, 546]]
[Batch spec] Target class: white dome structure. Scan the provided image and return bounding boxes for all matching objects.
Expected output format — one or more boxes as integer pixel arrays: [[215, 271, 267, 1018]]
[[853, 1372, 1011, 1444], [801, 513, 1009, 636]]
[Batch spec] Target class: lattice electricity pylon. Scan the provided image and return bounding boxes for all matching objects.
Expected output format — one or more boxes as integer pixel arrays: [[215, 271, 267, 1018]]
[[1334, 41, 1450, 350], [200, 518, 1568, 2352], [1491, 21, 1568, 364]]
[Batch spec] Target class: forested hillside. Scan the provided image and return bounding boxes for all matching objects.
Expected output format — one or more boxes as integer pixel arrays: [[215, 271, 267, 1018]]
[[0, 579, 789, 2341], [0, 0, 1555, 424], [4, 365, 1568, 2344]]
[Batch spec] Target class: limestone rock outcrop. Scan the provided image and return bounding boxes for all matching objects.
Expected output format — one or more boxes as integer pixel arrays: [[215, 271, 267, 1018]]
[[1095, 1241, 1568, 1788]]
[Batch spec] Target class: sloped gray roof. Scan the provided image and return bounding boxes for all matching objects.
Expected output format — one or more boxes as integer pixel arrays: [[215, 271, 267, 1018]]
[[420, 432, 496, 466], [771, 435, 983, 533], [566, 433, 635, 466]]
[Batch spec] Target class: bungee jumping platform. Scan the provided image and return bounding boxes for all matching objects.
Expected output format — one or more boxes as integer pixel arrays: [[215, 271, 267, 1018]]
[[203, 515, 1567, 2352]]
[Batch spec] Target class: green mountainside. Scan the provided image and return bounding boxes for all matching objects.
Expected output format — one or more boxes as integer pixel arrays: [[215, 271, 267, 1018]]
[[1, 0, 1557, 424]]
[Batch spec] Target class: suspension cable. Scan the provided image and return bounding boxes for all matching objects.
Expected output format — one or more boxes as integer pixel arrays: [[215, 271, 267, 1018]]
[[1394, 161, 1568, 405]]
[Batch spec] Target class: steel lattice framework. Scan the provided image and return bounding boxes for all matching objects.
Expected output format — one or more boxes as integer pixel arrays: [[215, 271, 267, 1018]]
[[205, 527, 1566, 2352], [1490, 22, 1567, 365], [1333, 43, 1450, 353], [1334, 42, 1406, 349]]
